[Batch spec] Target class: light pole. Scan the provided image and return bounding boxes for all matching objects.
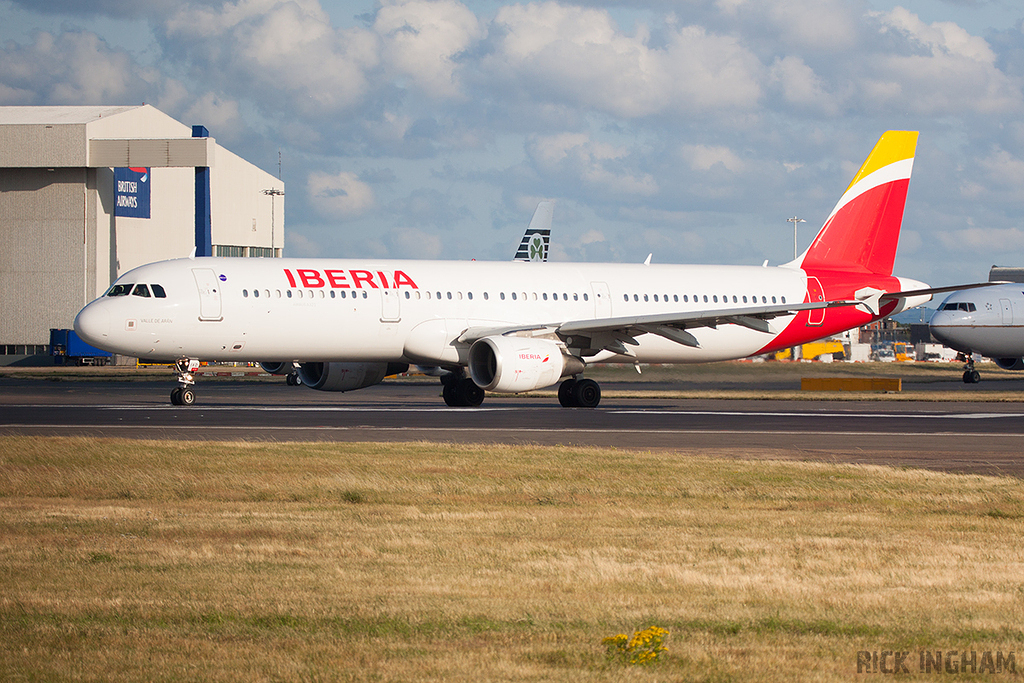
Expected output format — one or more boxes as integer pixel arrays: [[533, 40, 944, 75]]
[[262, 188, 284, 257], [787, 216, 805, 260]]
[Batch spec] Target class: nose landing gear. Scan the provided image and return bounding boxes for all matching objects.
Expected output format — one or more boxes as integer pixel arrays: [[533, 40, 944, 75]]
[[959, 353, 981, 384], [170, 358, 201, 405]]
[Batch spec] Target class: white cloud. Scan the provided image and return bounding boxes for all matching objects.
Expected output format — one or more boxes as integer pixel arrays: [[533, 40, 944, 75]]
[[769, 56, 842, 116], [162, 0, 380, 116], [386, 226, 443, 259], [866, 7, 1023, 115], [527, 132, 658, 197], [484, 2, 762, 118], [307, 171, 376, 219], [681, 144, 745, 173], [937, 226, 1024, 254], [763, 0, 861, 51], [182, 92, 242, 133], [374, 0, 484, 99], [0, 31, 159, 104]]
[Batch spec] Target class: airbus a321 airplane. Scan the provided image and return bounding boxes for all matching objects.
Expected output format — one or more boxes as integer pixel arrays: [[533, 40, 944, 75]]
[[929, 284, 1024, 383], [76, 131, 961, 408]]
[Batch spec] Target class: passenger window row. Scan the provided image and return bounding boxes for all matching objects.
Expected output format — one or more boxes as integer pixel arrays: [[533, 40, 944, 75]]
[[623, 293, 786, 305], [241, 287, 787, 306], [241, 289, 593, 302]]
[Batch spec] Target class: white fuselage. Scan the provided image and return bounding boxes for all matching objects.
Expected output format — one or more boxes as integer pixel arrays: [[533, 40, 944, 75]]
[[930, 284, 1024, 358], [75, 257, 814, 365]]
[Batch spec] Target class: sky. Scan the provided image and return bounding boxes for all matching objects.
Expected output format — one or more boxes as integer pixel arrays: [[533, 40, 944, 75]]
[[3, 0, 1024, 287]]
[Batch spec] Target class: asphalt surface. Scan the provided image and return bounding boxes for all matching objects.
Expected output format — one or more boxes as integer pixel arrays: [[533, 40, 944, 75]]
[[2, 375, 1023, 477]]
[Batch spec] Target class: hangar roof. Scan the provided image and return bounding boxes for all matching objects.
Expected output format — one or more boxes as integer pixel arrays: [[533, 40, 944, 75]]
[[0, 105, 210, 168], [0, 105, 138, 125]]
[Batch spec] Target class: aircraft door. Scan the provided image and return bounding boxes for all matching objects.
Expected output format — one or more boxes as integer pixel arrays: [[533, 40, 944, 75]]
[[591, 282, 611, 318], [1000, 298, 1013, 325], [381, 289, 401, 323], [806, 276, 825, 326], [192, 268, 223, 321]]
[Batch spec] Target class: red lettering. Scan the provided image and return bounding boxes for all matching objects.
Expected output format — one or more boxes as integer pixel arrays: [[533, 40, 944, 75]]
[[284, 269, 297, 288], [350, 270, 377, 289], [297, 269, 325, 288], [324, 269, 350, 288], [392, 270, 418, 289], [377, 271, 389, 289]]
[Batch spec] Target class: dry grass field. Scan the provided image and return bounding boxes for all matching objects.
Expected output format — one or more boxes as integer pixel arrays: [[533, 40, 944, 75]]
[[1, 436, 1022, 681]]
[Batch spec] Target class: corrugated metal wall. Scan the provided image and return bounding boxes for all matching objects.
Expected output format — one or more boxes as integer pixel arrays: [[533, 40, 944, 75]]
[[0, 168, 89, 344]]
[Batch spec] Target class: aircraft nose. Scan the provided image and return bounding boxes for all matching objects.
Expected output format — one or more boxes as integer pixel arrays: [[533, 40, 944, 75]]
[[928, 311, 967, 352], [74, 303, 110, 348]]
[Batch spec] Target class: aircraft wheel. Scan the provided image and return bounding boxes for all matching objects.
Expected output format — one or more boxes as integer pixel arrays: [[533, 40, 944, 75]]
[[442, 382, 460, 406], [170, 388, 182, 405], [963, 369, 981, 384], [286, 372, 300, 386], [179, 388, 196, 406], [571, 378, 601, 408], [558, 378, 577, 407], [457, 378, 485, 407]]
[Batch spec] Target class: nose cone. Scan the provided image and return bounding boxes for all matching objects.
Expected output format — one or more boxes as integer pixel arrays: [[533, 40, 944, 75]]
[[74, 302, 111, 349], [928, 310, 969, 354]]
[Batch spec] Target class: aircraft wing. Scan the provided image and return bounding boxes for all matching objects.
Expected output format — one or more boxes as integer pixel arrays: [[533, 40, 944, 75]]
[[852, 281, 1010, 315], [458, 300, 856, 353], [881, 281, 1009, 300]]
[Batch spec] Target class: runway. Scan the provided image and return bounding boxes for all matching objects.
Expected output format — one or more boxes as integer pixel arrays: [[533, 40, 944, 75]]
[[2, 376, 1023, 477]]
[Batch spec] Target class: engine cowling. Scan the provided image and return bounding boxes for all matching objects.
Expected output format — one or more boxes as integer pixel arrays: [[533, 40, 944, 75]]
[[297, 362, 409, 392], [468, 336, 584, 393], [995, 357, 1024, 371]]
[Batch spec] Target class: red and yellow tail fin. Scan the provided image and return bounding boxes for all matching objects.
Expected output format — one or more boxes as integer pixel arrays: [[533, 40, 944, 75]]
[[799, 131, 918, 276]]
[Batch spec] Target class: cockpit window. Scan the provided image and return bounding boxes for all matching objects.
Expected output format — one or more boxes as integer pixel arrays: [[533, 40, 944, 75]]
[[942, 302, 977, 312], [151, 284, 166, 298], [107, 284, 133, 297], [132, 284, 151, 298]]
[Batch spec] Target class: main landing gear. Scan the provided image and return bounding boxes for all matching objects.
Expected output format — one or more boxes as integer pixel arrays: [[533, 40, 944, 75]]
[[437, 372, 602, 408], [441, 371, 485, 407], [959, 353, 981, 384], [558, 377, 601, 408], [170, 358, 200, 406]]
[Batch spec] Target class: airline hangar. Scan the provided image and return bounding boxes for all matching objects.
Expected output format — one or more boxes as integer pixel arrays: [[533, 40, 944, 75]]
[[0, 105, 284, 363]]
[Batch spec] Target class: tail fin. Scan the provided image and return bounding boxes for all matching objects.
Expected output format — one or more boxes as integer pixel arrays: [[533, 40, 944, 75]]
[[513, 201, 553, 262], [799, 131, 918, 276]]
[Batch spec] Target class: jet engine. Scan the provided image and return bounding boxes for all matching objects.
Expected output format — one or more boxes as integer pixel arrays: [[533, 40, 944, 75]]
[[468, 336, 584, 393], [297, 362, 409, 392], [995, 357, 1024, 371], [259, 362, 290, 375]]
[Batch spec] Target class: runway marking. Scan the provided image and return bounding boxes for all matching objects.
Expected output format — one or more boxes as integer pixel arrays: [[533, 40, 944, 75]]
[[3, 405, 1024, 420]]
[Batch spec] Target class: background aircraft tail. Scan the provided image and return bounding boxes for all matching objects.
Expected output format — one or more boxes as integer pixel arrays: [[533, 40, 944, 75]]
[[513, 201, 553, 262], [798, 131, 918, 277]]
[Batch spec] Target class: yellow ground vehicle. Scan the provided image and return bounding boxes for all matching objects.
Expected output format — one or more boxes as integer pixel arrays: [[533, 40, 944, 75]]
[[800, 340, 845, 361]]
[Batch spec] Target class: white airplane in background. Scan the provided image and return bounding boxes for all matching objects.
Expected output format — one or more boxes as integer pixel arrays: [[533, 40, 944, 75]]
[[930, 284, 1024, 383], [76, 131, 967, 408]]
